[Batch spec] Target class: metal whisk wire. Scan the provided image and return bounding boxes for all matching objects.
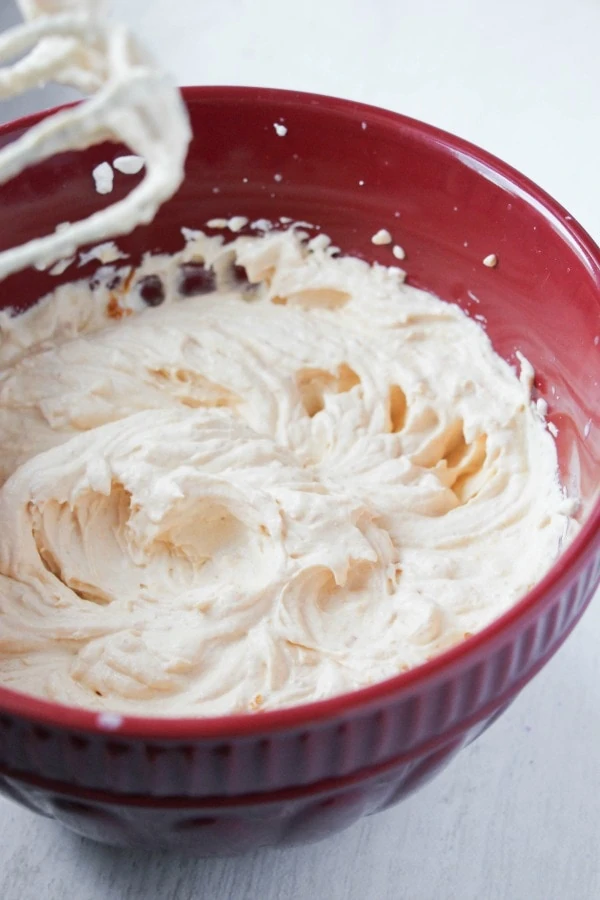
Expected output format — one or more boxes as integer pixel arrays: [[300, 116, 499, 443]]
[[0, 0, 191, 280]]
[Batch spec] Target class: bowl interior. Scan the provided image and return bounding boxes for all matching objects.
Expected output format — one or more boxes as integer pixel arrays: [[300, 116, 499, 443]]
[[0, 86, 598, 517]]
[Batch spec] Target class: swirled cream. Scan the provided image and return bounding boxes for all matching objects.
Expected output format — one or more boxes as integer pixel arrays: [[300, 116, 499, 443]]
[[0, 229, 573, 715]]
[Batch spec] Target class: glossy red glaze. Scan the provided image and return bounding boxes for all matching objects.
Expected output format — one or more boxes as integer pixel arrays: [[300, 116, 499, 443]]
[[0, 87, 598, 853]]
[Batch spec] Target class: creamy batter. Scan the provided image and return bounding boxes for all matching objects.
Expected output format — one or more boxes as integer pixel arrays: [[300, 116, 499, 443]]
[[0, 229, 573, 715]]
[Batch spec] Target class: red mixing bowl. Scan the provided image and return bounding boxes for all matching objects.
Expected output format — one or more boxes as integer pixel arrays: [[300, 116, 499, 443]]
[[0, 87, 598, 853]]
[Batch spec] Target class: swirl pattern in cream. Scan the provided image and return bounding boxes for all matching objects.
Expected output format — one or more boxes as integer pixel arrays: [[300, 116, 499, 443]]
[[0, 229, 573, 715]]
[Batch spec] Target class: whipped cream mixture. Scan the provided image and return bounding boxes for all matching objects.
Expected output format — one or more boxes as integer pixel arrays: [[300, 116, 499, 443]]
[[0, 229, 573, 715]]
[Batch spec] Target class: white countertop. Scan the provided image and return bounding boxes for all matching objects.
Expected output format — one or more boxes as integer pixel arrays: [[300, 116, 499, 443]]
[[0, 1, 599, 897]]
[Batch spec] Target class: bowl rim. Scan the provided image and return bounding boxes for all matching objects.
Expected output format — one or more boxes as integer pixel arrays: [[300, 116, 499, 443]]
[[0, 84, 598, 739]]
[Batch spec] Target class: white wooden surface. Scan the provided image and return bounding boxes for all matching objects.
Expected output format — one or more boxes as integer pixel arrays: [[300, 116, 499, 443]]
[[1, 1, 599, 897]]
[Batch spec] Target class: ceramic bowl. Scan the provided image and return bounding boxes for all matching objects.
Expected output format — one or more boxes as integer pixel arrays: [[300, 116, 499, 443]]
[[0, 87, 598, 852]]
